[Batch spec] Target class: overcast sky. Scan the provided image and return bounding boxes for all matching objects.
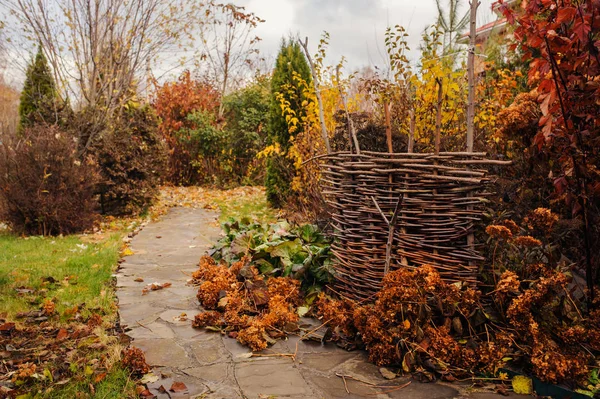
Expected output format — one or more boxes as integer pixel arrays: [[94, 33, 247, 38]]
[[239, 0, 496, 71], [1, 0, 498, 87]]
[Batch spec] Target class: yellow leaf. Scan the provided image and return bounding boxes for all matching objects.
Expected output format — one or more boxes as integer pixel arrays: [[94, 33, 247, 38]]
[[512, 375, 533, 395], [121, 248, 134, 257]]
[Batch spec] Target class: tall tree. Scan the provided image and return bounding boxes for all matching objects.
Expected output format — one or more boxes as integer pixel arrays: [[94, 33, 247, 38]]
[[18, 46, 58, 130], [435, 0, 469, 53], [1, 0, 203, 151], [197, 2, 263, 118], [265, 39, 312, 207], [0, 24, 19, 135]]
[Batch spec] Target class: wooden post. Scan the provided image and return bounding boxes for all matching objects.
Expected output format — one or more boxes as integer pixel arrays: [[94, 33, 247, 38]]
[[433, 78, 443, 257], [435, 78, 443, 156], [408, 109, 415, 153], [466, 1, 479, 251], [336, 65, 360, 154], [384, 101, 393, 153], [299, 37, 331, 154], [466, 0, 479, 153]]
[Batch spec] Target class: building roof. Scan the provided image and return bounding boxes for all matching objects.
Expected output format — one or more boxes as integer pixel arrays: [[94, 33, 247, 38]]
[[458, 18, 508, 43]]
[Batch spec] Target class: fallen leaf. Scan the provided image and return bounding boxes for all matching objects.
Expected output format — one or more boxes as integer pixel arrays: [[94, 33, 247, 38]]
[[170, 381, 187, 392], [134, 278, 144, 282], [140, 372, 160, 384], [495, 384, 509, 396], [121, 248, 135, 256], [94, 372, 107, 383], [297, 306, 309, 317], [136, 385, 155, 398], [512, 375, 533, 395], [142, 282, 172, 295], [56, 328, 68, 341], [379, 367, 397, 380], [0, 322, 15, 334]]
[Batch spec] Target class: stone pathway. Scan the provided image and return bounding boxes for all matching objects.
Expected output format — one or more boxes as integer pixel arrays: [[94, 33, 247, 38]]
[[117, 207, 519, 399]]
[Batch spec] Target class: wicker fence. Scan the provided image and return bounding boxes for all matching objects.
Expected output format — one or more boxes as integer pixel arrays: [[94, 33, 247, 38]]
[[320, 150, 506, 301]]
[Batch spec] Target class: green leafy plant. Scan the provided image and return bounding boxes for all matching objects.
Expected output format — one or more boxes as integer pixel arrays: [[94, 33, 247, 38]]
[[212, 218, 333, 292], [266, 39, 312, 207], [18, 46, 64, 131]]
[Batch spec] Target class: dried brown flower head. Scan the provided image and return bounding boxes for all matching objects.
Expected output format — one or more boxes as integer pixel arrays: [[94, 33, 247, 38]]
[[122, 347, 150, 375], [486, 225, 513, 240], [524, 208, 559, 231], [513, 235, 542, 247]]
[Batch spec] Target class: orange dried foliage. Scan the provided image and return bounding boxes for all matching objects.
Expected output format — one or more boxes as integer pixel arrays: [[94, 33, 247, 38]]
[[495, 91, 540, 141], [267, 277, 301, 305], [193, 256, 302, 351], [513, 235, 542, 247], [236, 324, 268, 351], [192, 311, 222, 328], [500, 219, 520, 235], [524, 208, 559, 232], [122, 347, 150, 375], [12, 363, 36, 382], [42, 299, 55, 316], [485, 225, 513, 240], [87, 314, 103, 329], [318, 266, 491, 370], [496, 270, 520, 299], [195, 256, 239, 309]]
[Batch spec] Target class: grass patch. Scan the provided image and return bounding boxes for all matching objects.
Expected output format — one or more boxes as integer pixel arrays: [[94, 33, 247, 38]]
[[44, 364, 137, 399], [0, 227, 137, 398], [212, 188, 276, 224], [153, 186, 277, 225], [0, 232, 121, 320]]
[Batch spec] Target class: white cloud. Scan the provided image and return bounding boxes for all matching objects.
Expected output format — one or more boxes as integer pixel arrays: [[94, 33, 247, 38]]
[[239, 0, 497, 72]]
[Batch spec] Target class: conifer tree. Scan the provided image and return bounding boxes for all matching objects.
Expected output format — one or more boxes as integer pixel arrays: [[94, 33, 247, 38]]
[[18, 46, 58, 130], [266, 39, 312, 207]]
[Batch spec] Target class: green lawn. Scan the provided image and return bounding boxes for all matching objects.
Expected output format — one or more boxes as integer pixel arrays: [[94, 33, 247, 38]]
[[213, 187, 277, 224], [0, 232, 120, 319], [0, 229, 137, 398], [0, 186, 275, 397]]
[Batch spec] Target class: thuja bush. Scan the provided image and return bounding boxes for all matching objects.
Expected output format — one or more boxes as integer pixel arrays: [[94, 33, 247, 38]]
[[91, 104, 167, 216], [0, 124, 99, 235]]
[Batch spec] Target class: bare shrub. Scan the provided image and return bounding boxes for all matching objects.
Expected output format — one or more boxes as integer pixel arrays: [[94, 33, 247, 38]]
[[90, 105, 167, 216], [0, 124, 99, 235]]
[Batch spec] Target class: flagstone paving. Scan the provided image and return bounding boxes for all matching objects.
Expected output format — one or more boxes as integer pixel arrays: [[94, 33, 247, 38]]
[[116, 207, 520, 399]]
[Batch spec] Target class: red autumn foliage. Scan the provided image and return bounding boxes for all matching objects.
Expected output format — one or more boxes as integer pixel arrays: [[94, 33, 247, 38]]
[[500, 0, 600, 298], [152, 71, 221, 185]]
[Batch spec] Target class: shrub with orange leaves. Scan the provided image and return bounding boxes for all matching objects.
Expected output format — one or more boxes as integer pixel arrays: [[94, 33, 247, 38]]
[[152, 71, 220, 185]]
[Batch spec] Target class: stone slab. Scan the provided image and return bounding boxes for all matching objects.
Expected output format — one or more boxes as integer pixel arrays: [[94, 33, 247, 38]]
[[235, 360, 314, 398]]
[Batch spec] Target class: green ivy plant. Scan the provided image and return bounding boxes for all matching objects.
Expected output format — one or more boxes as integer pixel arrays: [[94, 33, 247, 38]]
[[211, 217, 334, 297]]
